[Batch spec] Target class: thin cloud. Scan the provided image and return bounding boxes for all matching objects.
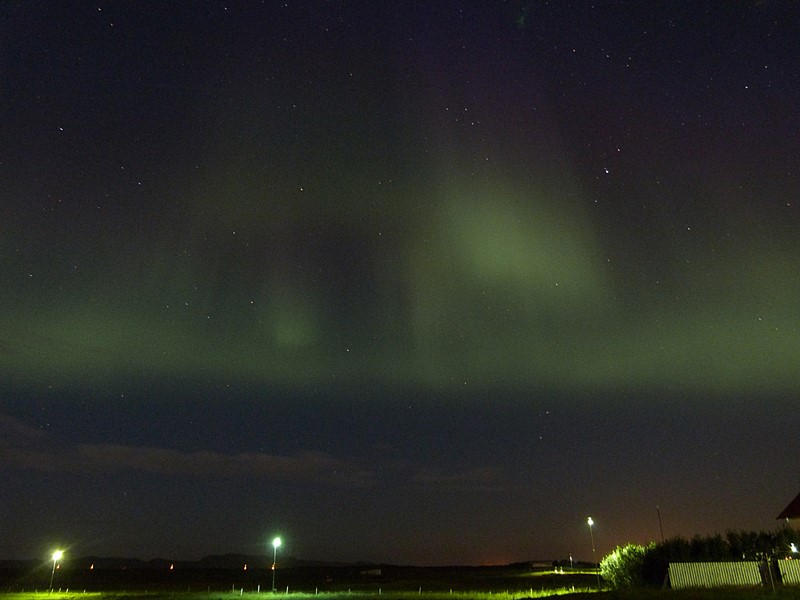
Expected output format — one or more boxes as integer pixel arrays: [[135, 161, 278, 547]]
[[0, 412, 47, 446], [0, 413, 374, 486], [74, 444, 374, 485], [411, 465, 510, 491], [0, 413, 510, 492]]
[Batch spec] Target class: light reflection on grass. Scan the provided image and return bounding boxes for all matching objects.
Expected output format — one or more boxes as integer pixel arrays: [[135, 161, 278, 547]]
[[8, 588, 800, 600], [0, 589, 595, 600]]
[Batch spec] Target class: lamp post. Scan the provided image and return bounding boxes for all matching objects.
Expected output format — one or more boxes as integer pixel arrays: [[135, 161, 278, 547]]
[[587, 517, 600, 590], [271, 537, 281, 592], [49, 550, 64, 592]]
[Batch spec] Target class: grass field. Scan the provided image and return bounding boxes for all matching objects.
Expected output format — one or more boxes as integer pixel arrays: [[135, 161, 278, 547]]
[[0, 566, 599, 596], [4, 583, 800, 600], [4, 564, 800, 600]]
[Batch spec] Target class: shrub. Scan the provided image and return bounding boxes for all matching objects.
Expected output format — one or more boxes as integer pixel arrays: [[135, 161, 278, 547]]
[[604, 528, 800, 587], [600, 543, 653, 588]]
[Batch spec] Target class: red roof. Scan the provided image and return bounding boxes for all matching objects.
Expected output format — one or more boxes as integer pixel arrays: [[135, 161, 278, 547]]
[[777, 491, 800, 520]]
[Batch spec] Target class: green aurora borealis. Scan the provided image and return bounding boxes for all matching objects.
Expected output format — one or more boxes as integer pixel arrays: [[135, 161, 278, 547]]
[[5, 137, 798, 394], [2, 1, 799, 565]]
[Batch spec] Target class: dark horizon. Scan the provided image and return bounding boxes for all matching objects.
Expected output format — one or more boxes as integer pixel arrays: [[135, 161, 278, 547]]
[[0, 551, 581, 567]]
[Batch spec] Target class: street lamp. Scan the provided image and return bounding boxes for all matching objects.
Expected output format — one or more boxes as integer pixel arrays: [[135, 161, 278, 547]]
[[587, 517, 600, 590], [271, 537, 282, 592], [49, 550, 64, 592]]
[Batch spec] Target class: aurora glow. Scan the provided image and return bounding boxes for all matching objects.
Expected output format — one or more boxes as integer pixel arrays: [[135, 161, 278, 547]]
[[1, 1, 798, 565]]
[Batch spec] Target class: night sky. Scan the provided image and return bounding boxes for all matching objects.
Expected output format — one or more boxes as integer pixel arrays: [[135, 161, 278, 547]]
[[2, 1, 799, 566]]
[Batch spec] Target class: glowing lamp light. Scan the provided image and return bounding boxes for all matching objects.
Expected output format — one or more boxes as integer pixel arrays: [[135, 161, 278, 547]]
[[271, 536, 282, 591], [586, 518, 600, 590], [50, 550, 64, 591]]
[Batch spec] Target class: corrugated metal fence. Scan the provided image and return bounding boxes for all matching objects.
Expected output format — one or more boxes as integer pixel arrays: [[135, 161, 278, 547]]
[[669, 562, 762, 589], [779, 560, 800, 585]]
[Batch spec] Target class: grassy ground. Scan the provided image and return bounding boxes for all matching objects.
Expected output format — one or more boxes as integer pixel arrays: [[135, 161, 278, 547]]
[[0, 591, 585, 600], [0, 567, 598, 596], [0, 589, 591, 600], [3, 586, 800, 600], [3, 564, 800, 600], [587, 590, 800, 600]]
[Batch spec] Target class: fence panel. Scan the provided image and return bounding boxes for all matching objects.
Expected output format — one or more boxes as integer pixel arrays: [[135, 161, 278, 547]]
[[668, 562, 762, 589], [779, 560, 800, 585]]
